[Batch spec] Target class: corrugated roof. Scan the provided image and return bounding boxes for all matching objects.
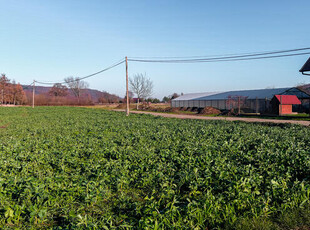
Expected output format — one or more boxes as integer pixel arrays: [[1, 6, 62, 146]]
[[300, 57, 310, 73], [172, 87, 310, 102], [274, 95, 301, 105], [194, 88, 291, 100], [172, 92, 219, 101], [282, 87, 310, 99]]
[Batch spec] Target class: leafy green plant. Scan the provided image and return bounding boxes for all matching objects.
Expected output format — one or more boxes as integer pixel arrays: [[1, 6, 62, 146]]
[[0, 107, 309, 229]]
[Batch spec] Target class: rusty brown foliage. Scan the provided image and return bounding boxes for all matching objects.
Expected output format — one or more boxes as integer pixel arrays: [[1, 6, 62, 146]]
[[0, 74, 27, 105]]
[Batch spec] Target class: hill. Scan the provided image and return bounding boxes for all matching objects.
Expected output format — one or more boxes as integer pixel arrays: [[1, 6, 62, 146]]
[[22, 85, 121, 104]]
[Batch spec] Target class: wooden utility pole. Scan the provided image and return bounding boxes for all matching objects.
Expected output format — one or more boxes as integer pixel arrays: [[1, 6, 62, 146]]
[[32, 80, 35, 108], [126, 57, 129, 116], [279, 95, 282, 116], [238, 96, 240, 115]]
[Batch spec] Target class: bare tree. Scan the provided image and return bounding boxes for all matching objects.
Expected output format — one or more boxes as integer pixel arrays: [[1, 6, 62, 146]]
[[13, 82, 27, 105], [129, 73, 153, 109], [0, 75, 26, 105], [64, 77, 89, 102], [49, 83, 68, 97], [0, 74, 10, 104], [98, 91, 119, 104]]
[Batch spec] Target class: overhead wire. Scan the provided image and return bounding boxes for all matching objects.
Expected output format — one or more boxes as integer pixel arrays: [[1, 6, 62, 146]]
[[22, 82, 34, 90], [24, 47, 310, 87], [129, 52, 310, 63], [35, 59, 125, 86], [128, 47, 310, 63], [128, 47, 310, 59]]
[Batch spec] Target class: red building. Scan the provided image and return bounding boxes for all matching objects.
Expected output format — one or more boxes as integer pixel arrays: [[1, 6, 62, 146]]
[[271, 95, 301, 115]]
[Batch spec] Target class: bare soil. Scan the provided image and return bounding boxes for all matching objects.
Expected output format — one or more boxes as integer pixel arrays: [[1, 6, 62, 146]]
[[198, 106, 221, 115], [113, 109, 310, 126]]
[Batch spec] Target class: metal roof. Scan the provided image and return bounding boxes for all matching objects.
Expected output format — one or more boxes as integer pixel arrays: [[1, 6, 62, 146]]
[[172, 87, 295, 101], [274, 95, 301, 105], [282, 87, 310, 99], [172, 92, 219, 101], [300, 57, 310, 73], [194, 88, 292, 100]]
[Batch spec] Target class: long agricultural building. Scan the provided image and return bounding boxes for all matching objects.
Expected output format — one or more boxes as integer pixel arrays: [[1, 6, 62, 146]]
[[171, 87, 310, 113]]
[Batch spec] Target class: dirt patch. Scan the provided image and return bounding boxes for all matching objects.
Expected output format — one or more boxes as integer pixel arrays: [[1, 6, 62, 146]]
[[198, 107, 221, 115], [113, 109, 310, 126], [115, 104, 136, 109], [137, 105, 180, 113], [115, 103, 127, 109], [0, 105, 18, 107]]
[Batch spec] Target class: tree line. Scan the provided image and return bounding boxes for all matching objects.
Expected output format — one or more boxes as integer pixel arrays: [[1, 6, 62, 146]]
[[0, 72, 180, 106], [0, 74, 27, 105]]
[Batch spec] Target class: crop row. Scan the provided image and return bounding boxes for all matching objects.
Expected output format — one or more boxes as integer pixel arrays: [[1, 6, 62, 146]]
[[0, 107, 309, 229]]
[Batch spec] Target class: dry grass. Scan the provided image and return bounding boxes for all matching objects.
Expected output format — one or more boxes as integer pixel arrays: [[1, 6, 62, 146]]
[[148, 103, 171, 108], [81, 104, 120, 110]]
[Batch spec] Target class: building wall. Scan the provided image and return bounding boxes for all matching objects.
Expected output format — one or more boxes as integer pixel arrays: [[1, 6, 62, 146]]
[[172, 99, 271, 113], [171, 87, 310, 113], [281, 105, 292, 114]]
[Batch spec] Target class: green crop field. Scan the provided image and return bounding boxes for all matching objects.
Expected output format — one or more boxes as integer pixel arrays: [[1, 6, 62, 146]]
[[0, 107, 309, 229]]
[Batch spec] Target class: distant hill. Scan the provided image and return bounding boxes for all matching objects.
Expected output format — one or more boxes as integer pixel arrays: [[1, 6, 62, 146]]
[[22, 85, 120, 103]]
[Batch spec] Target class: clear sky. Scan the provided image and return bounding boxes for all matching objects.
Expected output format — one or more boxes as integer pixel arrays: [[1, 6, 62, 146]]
[[1, 0, 309, 99]]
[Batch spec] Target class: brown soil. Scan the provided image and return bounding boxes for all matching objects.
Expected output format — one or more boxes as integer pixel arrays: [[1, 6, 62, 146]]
[[139, 105, 179, 113], [113, 109, 310, 126], [115, 104, 136, 109], [199, 107, 221, 115]]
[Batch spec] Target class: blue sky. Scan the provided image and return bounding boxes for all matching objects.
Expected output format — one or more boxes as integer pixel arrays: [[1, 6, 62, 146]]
[[1, 0, 309, 99]]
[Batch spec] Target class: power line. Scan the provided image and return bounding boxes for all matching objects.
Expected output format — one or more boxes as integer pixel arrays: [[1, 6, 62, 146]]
[[22, 82, 34, 90], [128, 47, 310, 60], [35, 59, 125, 85], [128, 47, 310, 63], [197, 52, 310, 63], [26, 47, 310, 87]]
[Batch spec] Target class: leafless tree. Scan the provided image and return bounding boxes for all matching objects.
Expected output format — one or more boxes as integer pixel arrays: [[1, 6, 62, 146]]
[[64, 77, 89, 102], [129, 73, 153, 109], [49, 83, 68, 97], [98, 91, 119, 104], [0, 74, 9, 104]]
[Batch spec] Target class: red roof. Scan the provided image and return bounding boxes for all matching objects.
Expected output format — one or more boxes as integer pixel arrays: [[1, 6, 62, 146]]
[[274, 95, 301, 105]]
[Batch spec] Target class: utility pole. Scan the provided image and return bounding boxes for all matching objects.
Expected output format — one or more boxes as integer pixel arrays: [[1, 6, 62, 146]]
[[32, 80, 35, 108], [126, 56, 129, 116], [238, 96, 240, 115], [279, 95, 282, 116]]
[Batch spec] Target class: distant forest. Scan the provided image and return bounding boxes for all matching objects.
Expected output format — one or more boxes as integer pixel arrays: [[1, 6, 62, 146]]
[[0, 74, 120, 106]]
